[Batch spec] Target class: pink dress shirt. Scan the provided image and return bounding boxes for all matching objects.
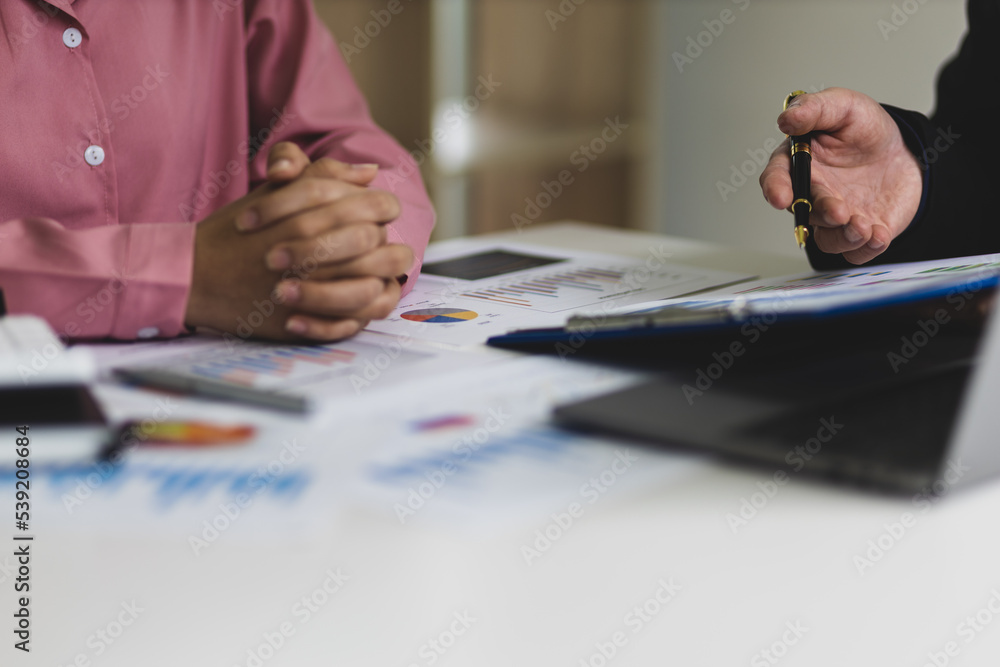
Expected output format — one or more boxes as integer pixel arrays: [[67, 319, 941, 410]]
[[0, 0, 434, 340]]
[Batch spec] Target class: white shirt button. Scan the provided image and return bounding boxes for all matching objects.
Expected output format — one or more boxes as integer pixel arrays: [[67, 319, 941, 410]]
[[63, 28, 82, 49], [85, 145, 105, 166], [136, 327, 160, 339]]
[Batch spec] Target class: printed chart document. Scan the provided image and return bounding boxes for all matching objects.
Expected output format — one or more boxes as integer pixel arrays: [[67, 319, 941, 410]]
[[332, 355, 708, 534], [88, 330, 504, 411], [88, 239, 750, 411], [600, 253, 1000, 319], [4, 351, 703, 542], [366, 239, 752, 346], [1, 412, 351, 542]]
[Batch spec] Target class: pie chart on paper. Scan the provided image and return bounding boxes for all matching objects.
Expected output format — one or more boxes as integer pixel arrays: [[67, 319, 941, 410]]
[[401, 308, 479, 324]]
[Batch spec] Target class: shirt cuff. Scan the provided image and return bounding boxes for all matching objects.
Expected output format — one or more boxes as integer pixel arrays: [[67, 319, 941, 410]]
[[882, 104, 931, 235], [110, 223, 197, 340]]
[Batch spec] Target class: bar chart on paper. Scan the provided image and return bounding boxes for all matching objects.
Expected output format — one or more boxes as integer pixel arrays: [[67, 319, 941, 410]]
[[367, 240, 752, 346], [109, 336, 436, 401], [187, 346, 359, 387], [458, 266, 630, 311]]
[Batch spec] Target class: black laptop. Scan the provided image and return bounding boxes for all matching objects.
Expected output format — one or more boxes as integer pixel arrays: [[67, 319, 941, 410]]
[[553, 290, 1000, 494]]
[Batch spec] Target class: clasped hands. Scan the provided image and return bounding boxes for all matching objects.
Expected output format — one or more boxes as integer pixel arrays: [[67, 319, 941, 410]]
[[185, 142, 413, 341]]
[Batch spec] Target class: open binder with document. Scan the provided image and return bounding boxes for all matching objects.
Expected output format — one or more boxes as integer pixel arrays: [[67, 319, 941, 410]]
[[488, 254, 1000, 368], [492, 254, 1000, 494]]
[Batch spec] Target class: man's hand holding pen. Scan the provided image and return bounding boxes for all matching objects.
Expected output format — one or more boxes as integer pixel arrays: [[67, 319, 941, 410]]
[[784, 91, 813, 250], [759, 87, 924, 265]]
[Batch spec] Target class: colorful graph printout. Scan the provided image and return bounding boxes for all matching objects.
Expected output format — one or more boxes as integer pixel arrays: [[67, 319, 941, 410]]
[[459, 267, 626, 309], [401, 309, 479, 324], [187, 346, 357, 386], [366, 240, 754, 346]]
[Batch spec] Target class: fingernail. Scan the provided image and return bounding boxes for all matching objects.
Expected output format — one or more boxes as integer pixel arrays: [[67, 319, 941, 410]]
[[352, 163, 379, 171], [236, 209, 259, 231], [276, 281, 300, 304], [270, 159, 292, 174], [844, 225, 863, 244], [286, 319, 307, 335], [266, 248, 291, 271], [868, 238, 885, 251]]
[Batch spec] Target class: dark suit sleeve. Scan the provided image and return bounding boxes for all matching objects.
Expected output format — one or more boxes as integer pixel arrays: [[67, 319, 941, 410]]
[[806, 0, 1000, 270]]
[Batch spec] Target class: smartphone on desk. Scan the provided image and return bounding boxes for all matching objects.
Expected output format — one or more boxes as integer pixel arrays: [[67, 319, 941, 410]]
[[0, 316, 111, 466], [0, 385, 110, 466]]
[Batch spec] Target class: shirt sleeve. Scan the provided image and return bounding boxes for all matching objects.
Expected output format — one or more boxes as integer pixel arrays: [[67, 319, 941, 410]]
[[806, 0, 1000, 269], [243, 0, 436, 295], [0, 218, 195, 340]]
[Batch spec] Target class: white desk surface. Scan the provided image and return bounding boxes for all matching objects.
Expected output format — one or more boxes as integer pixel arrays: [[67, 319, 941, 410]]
[[13, 223, 1000, 667]]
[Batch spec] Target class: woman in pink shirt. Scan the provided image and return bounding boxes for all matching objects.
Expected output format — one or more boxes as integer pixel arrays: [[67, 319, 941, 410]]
[[0, 0, 435, 342]]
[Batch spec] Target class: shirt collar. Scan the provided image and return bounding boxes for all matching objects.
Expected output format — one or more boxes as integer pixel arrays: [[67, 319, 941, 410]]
[[41, 0, 80, 24]]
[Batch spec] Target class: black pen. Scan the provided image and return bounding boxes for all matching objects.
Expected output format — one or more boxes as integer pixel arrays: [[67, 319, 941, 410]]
[[784, 91, 811, 249]]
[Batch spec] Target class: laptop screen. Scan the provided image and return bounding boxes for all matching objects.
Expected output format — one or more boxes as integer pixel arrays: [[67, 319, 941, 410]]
[[945, 287, 1000, 489]]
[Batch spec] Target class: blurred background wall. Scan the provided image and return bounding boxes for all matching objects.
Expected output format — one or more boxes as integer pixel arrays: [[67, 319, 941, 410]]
[[313, 0, 966, 256]]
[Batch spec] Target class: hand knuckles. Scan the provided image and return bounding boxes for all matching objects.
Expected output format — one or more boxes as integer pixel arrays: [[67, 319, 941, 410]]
[[287, 216, 315, 239], [338, 226, 363, 255], [303, 178, 336, 205], [370, 191, 400, 219], [356, 223, 382, 250], [370, 291, 397, 319], [375, 254, 403, 277], [339, 279, 381, 310], [392, 246, 413, 273], [309, 231, 339, 258], [365, 277, 386, 301], [314, 157, 343, 175], [371, 302, 395, 320]]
